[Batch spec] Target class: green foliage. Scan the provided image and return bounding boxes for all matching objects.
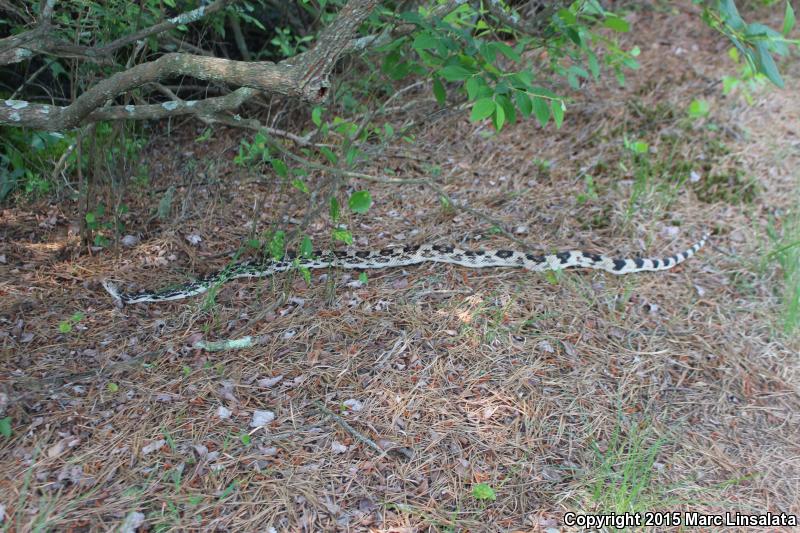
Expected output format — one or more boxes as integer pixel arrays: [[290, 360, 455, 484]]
[[268, 230, 286, 260], [687, 99, 711, 119], [701, 0, 797, 89], [767, 212, 800, 334], [332, 227, 353, 245], [0, 128, 75, 200], [58, 312, 85, 334], [589, 418, 668, 514], [329, 196, 341, 222], [85, 203, 126, 247], [382, 1, 640, 132], [300, 235, 314, 258], [471, 483, 496, 501], [348, 190, 372, 214], [0, 416, 12, 438], [269, 27, 314, 58]]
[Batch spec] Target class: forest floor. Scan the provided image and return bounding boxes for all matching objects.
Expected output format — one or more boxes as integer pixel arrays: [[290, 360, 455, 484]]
[[2, 2, 799, 532]]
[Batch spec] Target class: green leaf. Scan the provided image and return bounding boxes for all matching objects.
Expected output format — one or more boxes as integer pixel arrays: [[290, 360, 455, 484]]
[[438, 65, 473, 82], [381, 50, 400, 74], [329, 197, 340, 222], [551, 100, 565, 129], [629, 140, 649, 154], [346, 146, 359, 166], [58, 321, 71, 334], [319, 146, 338, 164], [472, 483, 496, 501], [687, 99, 710, 118], [291, 178, 309, 194], [490, 42, 520, 61], [784, 1, 795, 36], [465, 77, 481, 101], [107, 382, 119, 393], [269, 230, 286, 259], [358, 272, 368, 284], [557, 8, 577, 25], [532, 96, 549, 127], [311, 106, 323, 127], [566, 27, 582, 46], [497, 94, 516, 126], [240, 433, 251, 446], [603, 16, 629, 32], [529, 86, 558, 99], [754, 42, 784, 87], [300, 266, 311, 285], [348, 190, 372, 214], [0, 417, 11, 438], [412, 32, 438, 51], [514, 92, 532, 118], [471, 97, 495, 122], [587, 52, 600, 79], [494, 102, 505, 130], [332, 228, 353, 245], [746, 23, 788, 56], [722, 75, 739, 94], [432, 78, 446, 105], [218, 480, 238, 500], [300, 236, 313, 258], [718, 0, 745, 31], [85, 212, 96, 224]]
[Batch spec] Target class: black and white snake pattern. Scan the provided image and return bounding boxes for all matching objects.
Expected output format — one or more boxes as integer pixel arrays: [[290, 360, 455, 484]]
[[102, 233, 710, 305]]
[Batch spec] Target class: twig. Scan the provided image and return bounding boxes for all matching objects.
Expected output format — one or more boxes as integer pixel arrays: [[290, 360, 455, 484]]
[[194, 336, 256, 352], [312, 400, 388, 456], [228, 12, 251, 60]]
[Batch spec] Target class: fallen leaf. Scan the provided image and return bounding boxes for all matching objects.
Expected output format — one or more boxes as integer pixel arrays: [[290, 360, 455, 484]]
[[141, 440, 165, 455], [331, 441, 348, 454], [250, 410, 275, 427], [257, 375, 283, 388]]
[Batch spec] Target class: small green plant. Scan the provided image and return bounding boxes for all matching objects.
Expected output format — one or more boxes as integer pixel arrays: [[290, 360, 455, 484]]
[[767, 211, 800, 334], [0, 128, 76, 200], [58, 312, 85, 334], [269, 27, 314, 58], [576, 174, 599, 204], [622, 136, 651, 220], [85, 203, 128, 247], [687, 99, 711, 120], [471, 482, 496, 501], [589, 418, 669, 515]]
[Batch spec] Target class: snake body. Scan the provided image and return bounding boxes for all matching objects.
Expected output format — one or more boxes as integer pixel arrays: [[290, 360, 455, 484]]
[[102, 233, 709, 305]]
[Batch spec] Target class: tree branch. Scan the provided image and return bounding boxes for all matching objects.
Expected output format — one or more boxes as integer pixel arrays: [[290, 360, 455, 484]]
[[1, 0, 381, 130]]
